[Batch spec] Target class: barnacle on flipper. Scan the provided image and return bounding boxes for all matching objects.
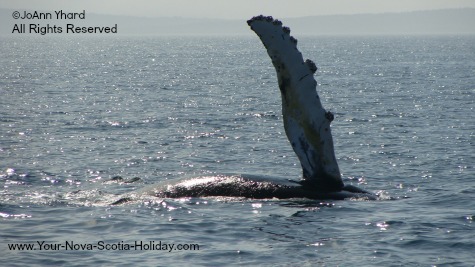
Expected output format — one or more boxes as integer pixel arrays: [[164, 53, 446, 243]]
[[282, 26, 291, 34], [305, 59, 318, 74], [272, 19, 283, 26], [325, 111, 334, 122], [290, 36, 298, 45]]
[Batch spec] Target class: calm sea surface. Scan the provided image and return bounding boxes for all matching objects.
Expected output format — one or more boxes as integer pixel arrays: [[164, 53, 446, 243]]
[[1, 35, 474, 266]]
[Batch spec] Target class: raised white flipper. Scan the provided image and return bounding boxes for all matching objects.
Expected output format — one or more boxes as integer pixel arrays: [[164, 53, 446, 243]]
[[247, 16, 343, 191]]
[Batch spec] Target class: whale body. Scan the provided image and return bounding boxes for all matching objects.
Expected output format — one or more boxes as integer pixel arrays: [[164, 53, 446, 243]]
[[144, 174, 376, 200], [114, 16, 377, 203]]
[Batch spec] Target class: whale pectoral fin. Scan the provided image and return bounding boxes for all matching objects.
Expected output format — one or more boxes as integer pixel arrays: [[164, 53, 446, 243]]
[[248, 16, 343, 191]]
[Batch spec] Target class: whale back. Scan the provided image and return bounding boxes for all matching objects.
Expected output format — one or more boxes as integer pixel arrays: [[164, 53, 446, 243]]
[[247, 16, 343, 191]]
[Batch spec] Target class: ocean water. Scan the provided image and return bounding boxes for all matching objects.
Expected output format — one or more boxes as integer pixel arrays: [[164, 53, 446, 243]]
[[1, 35, 474, 266]]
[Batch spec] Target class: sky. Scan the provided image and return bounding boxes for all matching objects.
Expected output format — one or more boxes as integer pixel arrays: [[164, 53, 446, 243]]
[[2, 0, 475, 19]]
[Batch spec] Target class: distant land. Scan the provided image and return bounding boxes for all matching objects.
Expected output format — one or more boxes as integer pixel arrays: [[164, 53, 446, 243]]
[[1, 8, 474, 36]]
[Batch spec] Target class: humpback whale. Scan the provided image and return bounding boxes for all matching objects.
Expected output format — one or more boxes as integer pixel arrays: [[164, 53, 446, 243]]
[[114, 16, 377, 203]]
